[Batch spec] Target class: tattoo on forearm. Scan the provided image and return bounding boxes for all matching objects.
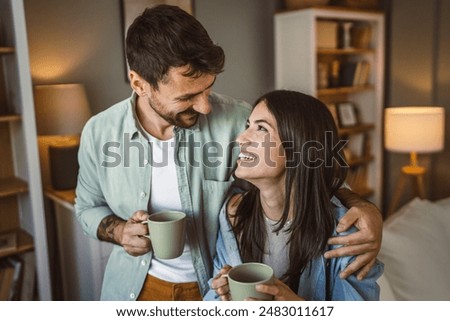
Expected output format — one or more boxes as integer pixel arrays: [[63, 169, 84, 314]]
[[98, 214, 125, 244]]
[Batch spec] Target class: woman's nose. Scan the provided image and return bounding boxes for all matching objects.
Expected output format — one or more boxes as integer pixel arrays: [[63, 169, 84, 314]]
[[236, 129, 249, 147]]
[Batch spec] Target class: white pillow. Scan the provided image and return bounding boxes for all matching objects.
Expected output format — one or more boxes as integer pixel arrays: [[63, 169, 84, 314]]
[[379, 197, 450, 300]]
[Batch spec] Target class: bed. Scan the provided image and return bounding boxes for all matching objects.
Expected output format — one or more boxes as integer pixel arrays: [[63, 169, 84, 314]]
[[378, 197, 450, 300]]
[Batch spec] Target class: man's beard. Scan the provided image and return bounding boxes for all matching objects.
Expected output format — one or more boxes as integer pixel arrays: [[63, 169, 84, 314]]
[[147, 96, 200, 128]]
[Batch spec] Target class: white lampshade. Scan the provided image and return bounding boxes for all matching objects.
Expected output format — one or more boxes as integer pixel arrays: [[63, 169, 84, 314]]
[[385, 107, 445, 153], [34, 83, 91, 135]]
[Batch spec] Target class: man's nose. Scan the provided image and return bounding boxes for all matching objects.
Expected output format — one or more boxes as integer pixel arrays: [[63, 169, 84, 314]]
[[193, 93, 211, 115]]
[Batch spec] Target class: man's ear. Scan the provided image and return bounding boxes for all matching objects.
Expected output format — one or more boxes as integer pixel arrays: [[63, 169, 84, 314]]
[[129, 71, 148, 97]]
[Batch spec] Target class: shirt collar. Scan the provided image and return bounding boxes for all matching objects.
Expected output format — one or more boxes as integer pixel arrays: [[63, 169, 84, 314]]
[[123, 91, 140, 140]]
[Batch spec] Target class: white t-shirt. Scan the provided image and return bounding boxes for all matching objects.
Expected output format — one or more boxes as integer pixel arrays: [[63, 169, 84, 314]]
[[144, 132, 197, 283]]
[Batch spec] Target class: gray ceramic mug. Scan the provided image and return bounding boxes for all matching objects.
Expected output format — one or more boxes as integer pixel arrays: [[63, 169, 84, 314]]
[[143, 211, 186, 260], [227, 262, 274, 301]]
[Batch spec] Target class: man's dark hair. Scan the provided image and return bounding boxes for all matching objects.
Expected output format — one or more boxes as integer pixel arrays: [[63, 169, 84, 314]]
[[126, 4, 225, 89]]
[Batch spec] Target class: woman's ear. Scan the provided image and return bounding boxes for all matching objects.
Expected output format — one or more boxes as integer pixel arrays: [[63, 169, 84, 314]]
[[129, 71, 148, 97]]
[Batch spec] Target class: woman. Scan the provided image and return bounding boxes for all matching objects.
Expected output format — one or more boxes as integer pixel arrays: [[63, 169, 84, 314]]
[[207, 90, 383, 301]]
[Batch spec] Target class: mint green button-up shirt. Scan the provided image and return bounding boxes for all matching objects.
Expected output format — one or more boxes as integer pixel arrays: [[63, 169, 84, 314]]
[[75, 92, 251, 300]]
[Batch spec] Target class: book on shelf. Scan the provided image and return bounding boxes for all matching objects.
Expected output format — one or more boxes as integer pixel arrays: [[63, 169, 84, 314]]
[[329, 60, 340, 88], [0, 256, 24, 301], [363, 133, 373, 158], [339, 61, 358, 87], [338, 61, 371, 87], [8, 256, 24, 300], [356, 61, 371, 86], [352, 61, 363, 86], [0, 259, 14, 300]]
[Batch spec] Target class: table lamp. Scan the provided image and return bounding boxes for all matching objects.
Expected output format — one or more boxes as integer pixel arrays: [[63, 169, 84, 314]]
[[34, 83, 91, 190], [385, 106, 445, 214]]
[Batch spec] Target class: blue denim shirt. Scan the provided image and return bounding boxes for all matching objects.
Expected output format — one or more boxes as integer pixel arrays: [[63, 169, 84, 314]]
[[75, 92, 251, 300], [204, 196, 383, 301]]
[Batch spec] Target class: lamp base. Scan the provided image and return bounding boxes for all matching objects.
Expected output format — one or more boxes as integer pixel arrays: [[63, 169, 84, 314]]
[[49, 144, 79, 190], [387, 167, 427, 216], [401, 165, 426, 175], [38, 135, 80, 190]]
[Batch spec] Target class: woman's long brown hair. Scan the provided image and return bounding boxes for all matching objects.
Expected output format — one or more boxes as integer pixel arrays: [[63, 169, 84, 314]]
[[233, 90, 348, 292]]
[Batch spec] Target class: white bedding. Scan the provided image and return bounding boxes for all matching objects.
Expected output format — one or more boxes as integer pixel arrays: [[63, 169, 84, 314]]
[[378, 197, 450, 300]]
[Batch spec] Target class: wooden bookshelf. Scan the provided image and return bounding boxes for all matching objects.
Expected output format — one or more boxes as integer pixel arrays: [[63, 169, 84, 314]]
[[313, 5, 383, 14], [0, 229, 34, 259], [0, 47, 15, 54], [278, 5, 384, 14], [0, 0, 51, 299], [317, 84, 374, 97], [0, 177, 28, 197], [318, 48, 375, 55], [0, 114, 21, 123], [275, 7, 384, 207], [347, 155, 374, 167], [339, 123, 374, 135]]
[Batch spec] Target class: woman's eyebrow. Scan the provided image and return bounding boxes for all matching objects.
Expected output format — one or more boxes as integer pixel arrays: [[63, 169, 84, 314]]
[[253, 119, 275, 130]]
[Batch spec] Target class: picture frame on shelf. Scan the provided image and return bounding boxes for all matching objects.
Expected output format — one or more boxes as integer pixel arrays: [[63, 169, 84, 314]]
[[336, 102, 358, 127], [351, 23, 372, 49]]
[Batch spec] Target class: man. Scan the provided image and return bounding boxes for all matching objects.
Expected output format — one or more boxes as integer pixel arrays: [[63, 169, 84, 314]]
[[75, 5, 382, 301]]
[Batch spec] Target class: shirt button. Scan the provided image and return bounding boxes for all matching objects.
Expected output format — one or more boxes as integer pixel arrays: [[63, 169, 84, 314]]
[[141, 260, 147, 266], [144, 159, 149, 165], [130, 293, 136, 299], [140, 191, 146, 198]]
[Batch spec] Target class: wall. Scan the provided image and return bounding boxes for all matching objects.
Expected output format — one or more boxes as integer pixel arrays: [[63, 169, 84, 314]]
[[24, 0, 278, 115], [24, 0, 130, 114], [195, 0, 277, 103], [385, 0, 450, 212], [434, 0, 450, 200]]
